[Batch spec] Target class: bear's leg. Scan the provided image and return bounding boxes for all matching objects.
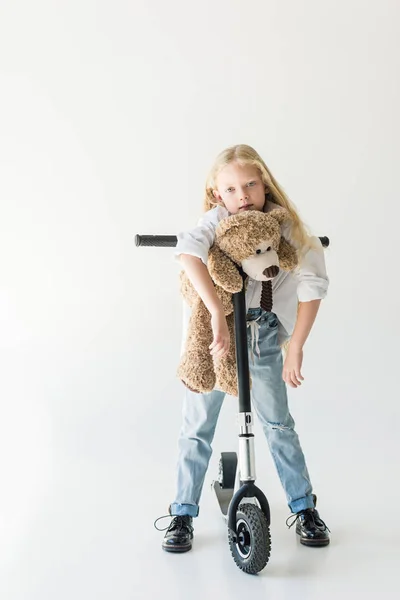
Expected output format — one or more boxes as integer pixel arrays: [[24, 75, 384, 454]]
[[215, 313, 238, 397], [177, 300, 216, 393]]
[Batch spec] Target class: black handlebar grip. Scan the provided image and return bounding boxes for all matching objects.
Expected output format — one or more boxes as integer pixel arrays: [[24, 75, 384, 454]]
[[135, 235, 178, 247]]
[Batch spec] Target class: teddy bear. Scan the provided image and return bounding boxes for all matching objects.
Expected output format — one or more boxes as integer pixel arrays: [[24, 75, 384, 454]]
[[177, 207, 299, 396]]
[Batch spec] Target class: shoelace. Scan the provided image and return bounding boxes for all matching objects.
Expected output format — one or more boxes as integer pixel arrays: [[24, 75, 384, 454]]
[[285, 508, 331, 532], [247, 316, 261, 363], [153, 515, 194, 534]]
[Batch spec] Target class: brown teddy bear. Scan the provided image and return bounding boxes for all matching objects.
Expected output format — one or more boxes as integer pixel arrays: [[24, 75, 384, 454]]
[[177, 208, 298, 396]]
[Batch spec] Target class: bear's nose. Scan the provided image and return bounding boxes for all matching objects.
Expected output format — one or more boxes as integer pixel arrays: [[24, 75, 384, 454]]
[[263, 265, 279, 278]]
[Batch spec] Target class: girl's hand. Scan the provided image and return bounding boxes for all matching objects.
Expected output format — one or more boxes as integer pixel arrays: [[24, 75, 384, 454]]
[[209, 309, 230, 359], [283, 345, 304, 388]]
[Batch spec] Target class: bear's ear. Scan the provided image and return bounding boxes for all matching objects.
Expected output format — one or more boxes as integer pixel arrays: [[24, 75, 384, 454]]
[[278, 237, 298, 271], [208, 245, 243, 293], [267, 207, 291, 225], [267, 207, 298, 249], [215, 213, 242, 239]]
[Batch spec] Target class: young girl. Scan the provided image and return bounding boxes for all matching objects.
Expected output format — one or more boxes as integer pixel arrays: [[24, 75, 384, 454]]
[[155, 144, 330, 552]]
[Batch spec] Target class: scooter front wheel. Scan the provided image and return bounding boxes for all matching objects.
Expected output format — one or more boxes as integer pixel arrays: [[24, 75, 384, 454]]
[[228, 502, 271, 574]]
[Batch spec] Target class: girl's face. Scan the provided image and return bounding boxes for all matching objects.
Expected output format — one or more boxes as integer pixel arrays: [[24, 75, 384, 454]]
[[212, 161, 267, 215]]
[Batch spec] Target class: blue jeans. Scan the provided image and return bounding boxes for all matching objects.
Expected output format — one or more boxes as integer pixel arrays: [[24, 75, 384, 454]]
[[170, 309, 315, 517]]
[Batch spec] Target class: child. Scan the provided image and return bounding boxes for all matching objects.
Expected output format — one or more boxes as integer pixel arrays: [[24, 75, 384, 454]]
[[155, 144, 330, 552]]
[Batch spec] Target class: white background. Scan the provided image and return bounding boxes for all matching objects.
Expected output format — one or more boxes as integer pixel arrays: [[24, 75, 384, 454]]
[[0, 1, 399, 598]]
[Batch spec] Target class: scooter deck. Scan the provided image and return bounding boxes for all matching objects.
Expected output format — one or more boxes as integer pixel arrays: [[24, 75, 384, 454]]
[[211, 480, 235, 516]]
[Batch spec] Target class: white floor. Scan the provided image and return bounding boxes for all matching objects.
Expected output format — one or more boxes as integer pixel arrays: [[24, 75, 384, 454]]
[[1, 445, 398, 600], [145, 492, 397, 600]]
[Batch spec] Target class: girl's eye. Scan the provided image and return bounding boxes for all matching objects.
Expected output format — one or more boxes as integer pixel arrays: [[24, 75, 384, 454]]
[[247, 181, 256, 187], [226, 187, 234, 193]]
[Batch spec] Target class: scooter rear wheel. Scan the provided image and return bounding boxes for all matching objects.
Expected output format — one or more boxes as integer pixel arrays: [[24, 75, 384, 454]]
[[228, 502, 271, 574], [218, 452, 237, 489]]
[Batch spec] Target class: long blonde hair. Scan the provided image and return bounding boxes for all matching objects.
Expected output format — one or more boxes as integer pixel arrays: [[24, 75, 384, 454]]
[[204, 144, 314, 255]]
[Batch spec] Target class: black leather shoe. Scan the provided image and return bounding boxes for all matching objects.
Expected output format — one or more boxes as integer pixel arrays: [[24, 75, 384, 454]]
[[155, 515, 194, 553], [286, 495, 330, 547]]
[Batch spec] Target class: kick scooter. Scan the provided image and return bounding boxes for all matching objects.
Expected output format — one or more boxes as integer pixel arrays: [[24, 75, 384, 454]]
[[135, 232, 329, 574]]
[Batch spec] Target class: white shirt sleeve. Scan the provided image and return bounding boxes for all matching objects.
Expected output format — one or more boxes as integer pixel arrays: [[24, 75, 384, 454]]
[[295, 236, 329, 302], [174, 206, 228, 265]]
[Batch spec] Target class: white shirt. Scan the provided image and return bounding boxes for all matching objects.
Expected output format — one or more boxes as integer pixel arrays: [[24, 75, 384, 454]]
[[174, 203, 329, 345]]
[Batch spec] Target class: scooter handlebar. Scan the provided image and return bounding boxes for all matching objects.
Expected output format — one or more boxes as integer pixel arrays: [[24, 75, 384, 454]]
[[135, 234, 330, 248]]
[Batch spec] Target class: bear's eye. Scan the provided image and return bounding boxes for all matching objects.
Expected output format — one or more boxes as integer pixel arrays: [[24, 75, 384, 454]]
[[256, 249, 262, 255], [267, 246, 271, 251]]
